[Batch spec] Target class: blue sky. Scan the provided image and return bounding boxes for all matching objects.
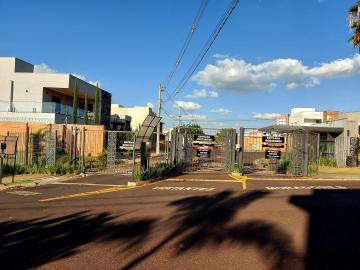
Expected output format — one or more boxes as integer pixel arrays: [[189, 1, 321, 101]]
[[1, 0, 359, 128]]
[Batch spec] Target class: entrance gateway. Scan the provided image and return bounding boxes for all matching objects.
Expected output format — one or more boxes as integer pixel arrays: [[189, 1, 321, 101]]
[[170, 127, 319, 177], [100, 125, 320, 178]]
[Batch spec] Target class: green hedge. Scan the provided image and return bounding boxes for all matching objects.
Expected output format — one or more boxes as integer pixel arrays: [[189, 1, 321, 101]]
[[133, 162, 184, 182]]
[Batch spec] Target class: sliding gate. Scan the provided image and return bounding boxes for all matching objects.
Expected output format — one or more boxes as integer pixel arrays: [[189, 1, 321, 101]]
[[174, 128, 237, 173]]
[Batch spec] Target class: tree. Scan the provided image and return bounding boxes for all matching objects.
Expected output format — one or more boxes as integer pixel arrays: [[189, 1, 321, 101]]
[[94, 82, 100, 125], [178, 124, 204, 135], [348, 0, 360, 51], [215, 128, 234, 143], [84, 92, 88, 125], [72, 81, 78, 124]]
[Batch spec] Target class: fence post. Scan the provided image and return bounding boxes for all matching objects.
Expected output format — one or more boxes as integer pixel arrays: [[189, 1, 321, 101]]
[[25, 123, 29, 166], [74, 128, 78, 167], [69, 127, 73, 165], [317, 133, 320, 176], [81, 127, 85, 173], [140, 142, 147, 170], [238, 127, 245, 171], [231, 129, 237, 166], [303, 131, 309, 177]]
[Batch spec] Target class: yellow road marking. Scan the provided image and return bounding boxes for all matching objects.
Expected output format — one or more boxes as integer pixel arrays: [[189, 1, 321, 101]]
[[228, 174, 247, 190], [246, 177, 360, 181], [39, 186, 136, 202]]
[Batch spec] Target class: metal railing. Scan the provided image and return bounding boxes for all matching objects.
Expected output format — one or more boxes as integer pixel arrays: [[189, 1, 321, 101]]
[[0, 101, 93, 119]]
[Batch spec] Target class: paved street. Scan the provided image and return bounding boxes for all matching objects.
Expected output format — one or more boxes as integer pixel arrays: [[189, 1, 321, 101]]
[[1, 173, 360, 270]]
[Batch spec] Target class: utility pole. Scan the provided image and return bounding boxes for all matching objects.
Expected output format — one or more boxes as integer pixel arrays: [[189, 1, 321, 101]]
[[178, 106, 182, 127], [156, 84, 164, 155]]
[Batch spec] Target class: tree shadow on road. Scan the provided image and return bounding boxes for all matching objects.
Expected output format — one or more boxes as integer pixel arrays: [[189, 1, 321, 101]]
[[291, 189, 360, 270], [0, 211, 156, 270], [122, 190, 303, 270]]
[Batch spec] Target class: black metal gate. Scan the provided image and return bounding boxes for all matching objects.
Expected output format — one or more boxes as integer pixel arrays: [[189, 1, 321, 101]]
[[173, 128, 237, 173], [242, 128, 319, 177]]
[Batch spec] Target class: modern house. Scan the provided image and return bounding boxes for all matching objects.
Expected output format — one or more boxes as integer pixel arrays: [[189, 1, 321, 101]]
[[288, 108, 323, 126], [111, 104, 156, 131], [0, 57, 111, 127]]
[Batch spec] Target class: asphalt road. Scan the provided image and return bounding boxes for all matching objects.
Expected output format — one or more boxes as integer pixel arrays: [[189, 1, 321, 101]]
[[2, 173, 360, 270]]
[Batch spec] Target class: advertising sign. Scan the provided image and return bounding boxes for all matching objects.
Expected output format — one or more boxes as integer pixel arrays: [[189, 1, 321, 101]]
[[265, 149, 281, 159], [119, 141, 134, 150], [193, 135, 215, 146], [197, 148, 211, 158], [262, 136, 285, 148]]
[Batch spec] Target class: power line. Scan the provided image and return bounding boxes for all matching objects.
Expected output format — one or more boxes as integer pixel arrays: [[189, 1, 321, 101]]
[[164, 0, 240, 102], [164, 0, 208, 90]]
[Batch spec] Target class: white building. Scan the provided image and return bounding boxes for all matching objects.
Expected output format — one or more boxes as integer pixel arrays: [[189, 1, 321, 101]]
[[289, 108, 323, 126], [0, 57, 111, 126], [111, 104, 156, 131]]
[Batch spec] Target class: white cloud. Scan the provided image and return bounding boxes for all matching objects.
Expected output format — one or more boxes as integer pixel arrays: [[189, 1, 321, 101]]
[[34, 64, 56, 73], [213, 53, 229, 59], [210, 108, 232, 115], [253, 113, 280, 120], [72, 73, 86, 81], [174, 101, 201, 111], [186, 89, 219, 98], [181, 114, 207, 121], [193, 54, 360, 92], [147, 102, 154, 109]]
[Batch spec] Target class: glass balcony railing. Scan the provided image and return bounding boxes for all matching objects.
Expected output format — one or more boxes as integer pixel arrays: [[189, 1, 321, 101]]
[[0, 101, 94, 119]]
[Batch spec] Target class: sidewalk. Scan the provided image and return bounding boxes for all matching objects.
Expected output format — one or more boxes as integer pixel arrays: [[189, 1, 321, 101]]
[[0, 173, 75, 190]]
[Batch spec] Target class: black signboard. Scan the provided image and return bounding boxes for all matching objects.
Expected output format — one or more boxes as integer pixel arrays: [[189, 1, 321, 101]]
[[119, 140, 134, 150], [262, 136, 285, 144], [193, 135, 215, 146], [197, 148, 211, 158], [265, 149, 281, 160], [262, 136, 285, 148]]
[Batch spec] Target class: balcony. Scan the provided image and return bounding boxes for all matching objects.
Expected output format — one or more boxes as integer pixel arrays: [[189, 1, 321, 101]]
[[0, 101, 94, 120]]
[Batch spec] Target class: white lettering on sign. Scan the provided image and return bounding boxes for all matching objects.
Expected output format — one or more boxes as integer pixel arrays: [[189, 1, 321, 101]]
[[265, 186, 347, 190], [153, 186, 215, 192]]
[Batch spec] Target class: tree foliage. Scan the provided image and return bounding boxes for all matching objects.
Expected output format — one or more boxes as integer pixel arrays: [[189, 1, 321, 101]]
[[72, 82, 78, 124], [94, 82, 100, 125], [348, 0, 360, 50], [178, 124, 204, 135], [215, 128, 234, 143]]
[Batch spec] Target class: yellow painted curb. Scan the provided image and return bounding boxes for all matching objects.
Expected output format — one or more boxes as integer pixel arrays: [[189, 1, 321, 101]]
[[228, 174, 247, 190]]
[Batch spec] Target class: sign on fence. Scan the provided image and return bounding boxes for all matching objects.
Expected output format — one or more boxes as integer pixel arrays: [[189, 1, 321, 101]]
[[265, 149, 281, 160], [193, 135, 215, 146], [262, 136, 285, 148], [197, 146, 211, 158]]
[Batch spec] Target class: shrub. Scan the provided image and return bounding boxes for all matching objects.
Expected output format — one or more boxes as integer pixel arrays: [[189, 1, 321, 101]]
[[133, 161, 184, 182], [0, 164, 27, 176], [320, 156, 337, 168], [225, 163, 243, 174], [276, 156, 294, 174], [26, 164, 80, 176]]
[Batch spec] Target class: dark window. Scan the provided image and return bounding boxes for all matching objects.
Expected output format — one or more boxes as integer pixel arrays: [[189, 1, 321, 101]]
[[347, 130, 350, 137]]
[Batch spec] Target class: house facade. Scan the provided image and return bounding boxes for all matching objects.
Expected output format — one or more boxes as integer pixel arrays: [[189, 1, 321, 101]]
[[0, 57, 111, 128]]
